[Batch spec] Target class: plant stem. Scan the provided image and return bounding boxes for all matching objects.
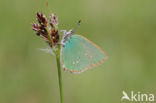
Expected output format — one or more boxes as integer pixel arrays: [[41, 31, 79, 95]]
[[56, 46, 64, 103]]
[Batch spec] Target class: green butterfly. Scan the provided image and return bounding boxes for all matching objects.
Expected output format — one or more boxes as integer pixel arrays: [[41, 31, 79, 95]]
[[60, 29, 108, 74]]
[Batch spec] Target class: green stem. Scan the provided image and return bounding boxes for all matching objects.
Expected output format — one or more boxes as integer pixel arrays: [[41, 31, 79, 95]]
[[56, 46, 64, 103]]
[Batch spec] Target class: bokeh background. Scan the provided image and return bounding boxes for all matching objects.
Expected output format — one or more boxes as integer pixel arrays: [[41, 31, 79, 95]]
[[0, 0, 156, 103]]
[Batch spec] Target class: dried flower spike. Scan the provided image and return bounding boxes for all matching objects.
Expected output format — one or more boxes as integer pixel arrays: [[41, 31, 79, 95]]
[[50, 13, 58, 28], [36, 12, 48, 27], [32, 12, 59, 48]]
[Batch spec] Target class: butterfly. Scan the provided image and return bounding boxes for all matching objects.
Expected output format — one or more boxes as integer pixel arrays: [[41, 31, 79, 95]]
[[60, 29, 108, 74]]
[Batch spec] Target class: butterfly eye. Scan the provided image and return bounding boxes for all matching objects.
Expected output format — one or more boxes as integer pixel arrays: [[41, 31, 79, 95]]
[[71, 30, 74, 34]]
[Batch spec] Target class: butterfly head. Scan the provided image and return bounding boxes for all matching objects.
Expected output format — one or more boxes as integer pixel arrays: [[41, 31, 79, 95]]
[[61, 29, 74, 44], [61, 20, 81, 44]]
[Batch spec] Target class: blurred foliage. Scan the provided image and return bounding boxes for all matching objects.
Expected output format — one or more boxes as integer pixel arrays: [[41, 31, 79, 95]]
[[0, 0, 156, 103]]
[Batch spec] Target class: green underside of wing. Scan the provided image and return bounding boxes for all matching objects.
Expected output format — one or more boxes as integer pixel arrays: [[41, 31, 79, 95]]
[[61, 35, 106, 72]]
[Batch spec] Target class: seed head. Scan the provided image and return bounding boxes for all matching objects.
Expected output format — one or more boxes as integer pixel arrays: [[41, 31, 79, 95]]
[[32, 12, 60, 48]]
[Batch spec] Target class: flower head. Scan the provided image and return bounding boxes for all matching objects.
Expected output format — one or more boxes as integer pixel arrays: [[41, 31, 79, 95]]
[[32, 12, 59, 48]]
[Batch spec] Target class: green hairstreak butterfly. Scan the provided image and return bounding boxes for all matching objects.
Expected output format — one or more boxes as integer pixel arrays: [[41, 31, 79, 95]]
[[60, 29, 108, 74]]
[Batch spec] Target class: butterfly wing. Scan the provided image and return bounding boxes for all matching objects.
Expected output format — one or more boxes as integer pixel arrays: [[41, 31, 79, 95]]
[[61, 34, 108, 73]]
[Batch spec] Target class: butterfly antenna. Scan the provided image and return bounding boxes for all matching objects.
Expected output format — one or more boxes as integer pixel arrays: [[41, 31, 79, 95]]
[[73, 20, 81, 33]]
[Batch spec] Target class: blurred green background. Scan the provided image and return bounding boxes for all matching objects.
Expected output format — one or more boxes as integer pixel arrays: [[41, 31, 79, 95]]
[[0, 0, 156, 103]]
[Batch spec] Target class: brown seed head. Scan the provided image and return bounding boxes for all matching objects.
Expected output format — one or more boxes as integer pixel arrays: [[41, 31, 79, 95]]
[[36, 12, 48, 27], [32, 12, 60, 48], [49, 13, 58, 28]]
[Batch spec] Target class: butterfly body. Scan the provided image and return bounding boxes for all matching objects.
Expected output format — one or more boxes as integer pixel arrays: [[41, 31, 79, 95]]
[[60, 30, 108, 73]]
